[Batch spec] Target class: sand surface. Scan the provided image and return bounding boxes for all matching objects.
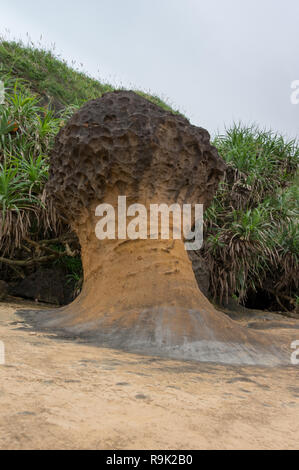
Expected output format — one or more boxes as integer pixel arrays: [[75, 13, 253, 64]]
[[0, 300, 298, 450]]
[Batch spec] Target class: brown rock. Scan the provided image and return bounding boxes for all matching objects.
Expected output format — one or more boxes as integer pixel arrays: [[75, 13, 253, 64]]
[[47, 91, 224, 222], [35, 91, 289, 365], [188, 251, 210, 297], [0, 280, 8, 301], [10, 268, 74, 305]]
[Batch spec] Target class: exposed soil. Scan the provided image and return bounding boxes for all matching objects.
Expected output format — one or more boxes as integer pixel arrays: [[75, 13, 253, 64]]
[[0, 299, 298, 450]]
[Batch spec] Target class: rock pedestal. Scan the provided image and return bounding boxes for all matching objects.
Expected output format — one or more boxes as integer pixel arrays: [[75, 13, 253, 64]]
[[38, 91, 289, 365]]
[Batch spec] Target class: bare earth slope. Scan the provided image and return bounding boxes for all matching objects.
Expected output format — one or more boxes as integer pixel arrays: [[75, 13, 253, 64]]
[[0, 300, 298, 450]]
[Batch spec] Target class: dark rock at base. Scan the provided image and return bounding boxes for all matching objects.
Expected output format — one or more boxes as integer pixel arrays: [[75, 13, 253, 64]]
[[0, 280, 8, 301], [9, 268, 74, 305], [188, 251, 210, 297]]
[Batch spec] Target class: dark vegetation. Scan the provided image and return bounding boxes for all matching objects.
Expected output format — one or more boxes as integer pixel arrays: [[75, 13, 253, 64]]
[[0, 40, 298, 311], [202, 126, 298, 312]]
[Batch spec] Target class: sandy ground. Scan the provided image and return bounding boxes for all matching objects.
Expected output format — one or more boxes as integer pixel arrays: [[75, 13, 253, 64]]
[[0, 299, 298, 450]]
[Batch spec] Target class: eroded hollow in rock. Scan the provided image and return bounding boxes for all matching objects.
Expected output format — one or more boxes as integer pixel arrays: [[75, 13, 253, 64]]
[[32, 91, 292, 365]]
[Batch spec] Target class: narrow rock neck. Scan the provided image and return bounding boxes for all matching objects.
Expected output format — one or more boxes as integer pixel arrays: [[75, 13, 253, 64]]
[[76, 226, 207, 313]]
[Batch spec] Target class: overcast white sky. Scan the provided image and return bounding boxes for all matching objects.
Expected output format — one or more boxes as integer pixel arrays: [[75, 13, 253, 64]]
[[1, 0, 298, 138]]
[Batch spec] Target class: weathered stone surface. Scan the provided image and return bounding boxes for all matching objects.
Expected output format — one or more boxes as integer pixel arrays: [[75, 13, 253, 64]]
[[30, 91, 290, 366], [10, 268, 74, 305], [0, 280, 8, 301], [46, 91, 225, 223], [188, 251, 210, 297]]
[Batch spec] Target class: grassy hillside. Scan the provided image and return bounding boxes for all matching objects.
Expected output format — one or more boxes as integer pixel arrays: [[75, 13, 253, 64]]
[[0, 40, 178, 112], [0, 40, 298, 311]]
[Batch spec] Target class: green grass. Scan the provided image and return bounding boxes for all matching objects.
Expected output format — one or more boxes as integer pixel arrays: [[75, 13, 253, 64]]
[[0, 39, 179, 113], [0, 40, 113, 107]]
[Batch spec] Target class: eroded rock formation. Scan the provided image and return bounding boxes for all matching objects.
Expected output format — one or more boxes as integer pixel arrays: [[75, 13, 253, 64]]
[[33, 91, 291, 365], [47, 91, 224, 221]]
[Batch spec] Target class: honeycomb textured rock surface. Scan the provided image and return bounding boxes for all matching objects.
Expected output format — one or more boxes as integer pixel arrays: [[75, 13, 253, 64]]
[[46, 90, 225, 221], [34, 90, 293, 366]]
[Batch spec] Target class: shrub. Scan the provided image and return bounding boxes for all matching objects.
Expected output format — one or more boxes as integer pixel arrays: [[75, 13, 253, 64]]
[[202, 124, 299, 309]]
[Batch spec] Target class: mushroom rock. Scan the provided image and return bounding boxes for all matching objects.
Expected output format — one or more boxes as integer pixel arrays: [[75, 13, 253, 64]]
[[39, 91, 290, 365]]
